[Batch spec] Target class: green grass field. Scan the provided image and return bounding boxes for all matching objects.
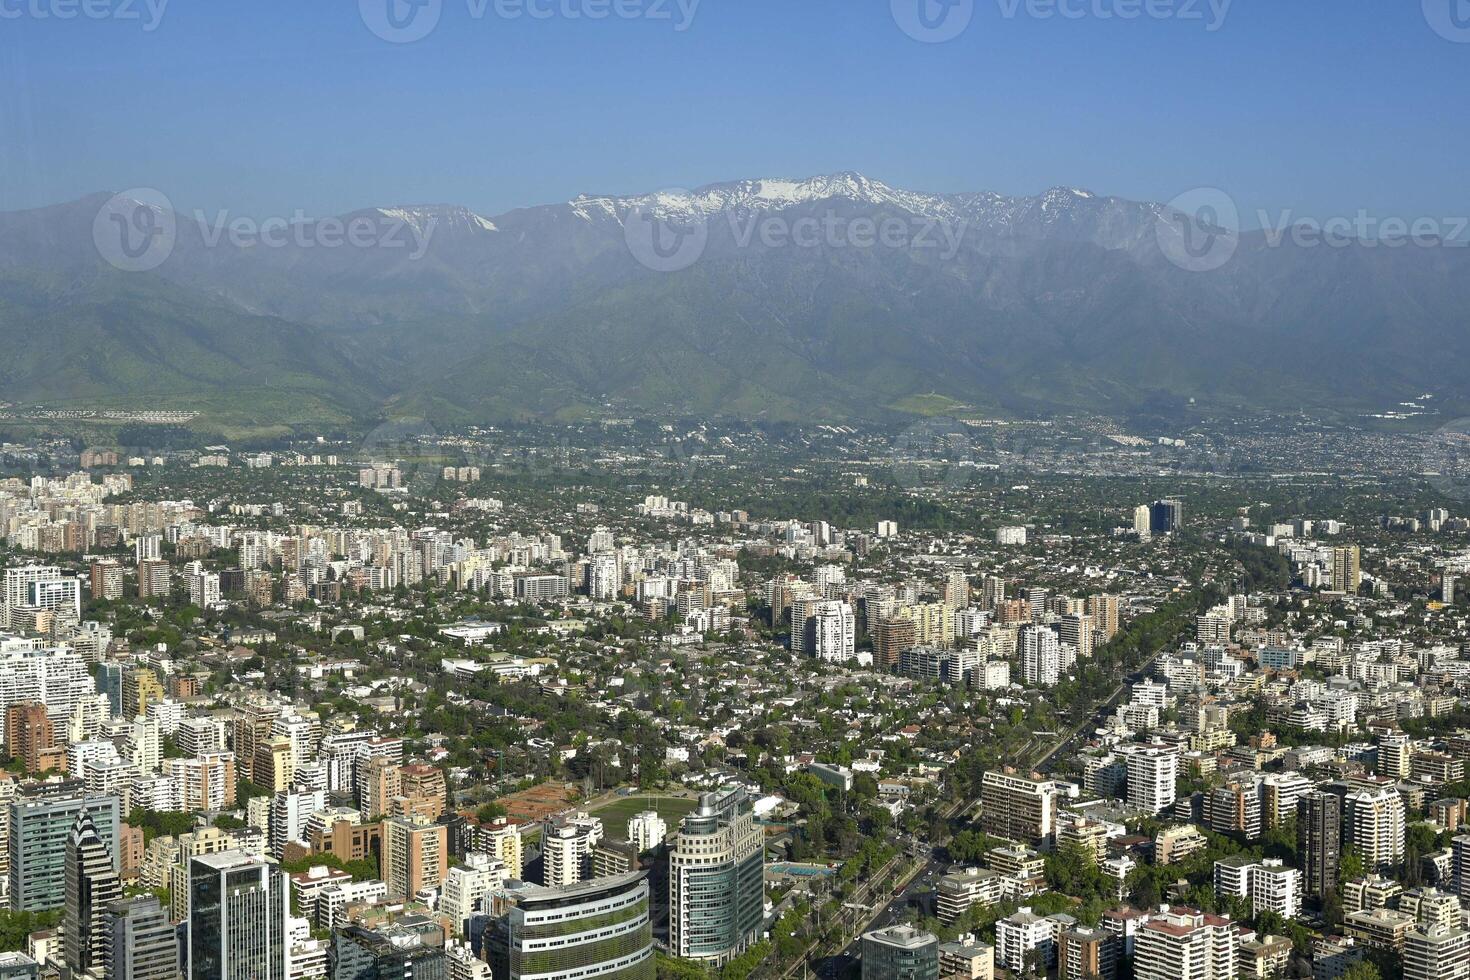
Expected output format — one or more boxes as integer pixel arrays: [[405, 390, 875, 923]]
[[591, 795, 700, 840]]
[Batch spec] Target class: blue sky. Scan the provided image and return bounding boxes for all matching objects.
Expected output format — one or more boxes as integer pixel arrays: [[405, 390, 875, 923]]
[[3, 0, 1467, 227]]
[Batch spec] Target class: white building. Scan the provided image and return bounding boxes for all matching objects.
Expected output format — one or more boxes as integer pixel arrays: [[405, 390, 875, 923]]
[[1021, 625, 1061, 687], [1121, 744, 1178, 814]]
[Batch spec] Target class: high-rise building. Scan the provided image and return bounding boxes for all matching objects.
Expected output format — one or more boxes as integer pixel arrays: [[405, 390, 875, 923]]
[[1058, 614, 1095, 661], [121, 667, 164, 720], [90, 561, 126, 603], [1058, 925, 1118, 980], [1133, 908, 1237, 980], [477, 818, 524, 881], [540, 814, 602, 889], [1345, 785, 1406, 871], [942, 571, 970, 610], [1149, 500, 1184, 535], [1333, 546, 1362, 594], [1121, 745, 1179, 815], [1020, 625, 1060, 687], [980, 771, 1060, 847], [1299, 792, 1343, 898], [669, 786, 764, 966], [187, 850, 289, 980], [64, 811, 122, 976], [809, 601, 857, 663], [9, 791, 120, 911], [1404, 923, 1470, 980], [440, 852, 507, 938], [1378, 733, 1413, 780], [1086, 595, 1121, 641], [105, 895, 179, 980], [5, 704, 53, 775], [862, 925, 940, 980], [487, 872, 653, 980], [873, 618, 918, 669], [136, 560, 171, 599], [627, 811, 667, 855], [382, 817, 448, 898]]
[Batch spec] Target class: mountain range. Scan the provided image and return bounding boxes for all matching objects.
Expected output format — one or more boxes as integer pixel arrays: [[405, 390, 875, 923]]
[[1, 172, 1466, 430]]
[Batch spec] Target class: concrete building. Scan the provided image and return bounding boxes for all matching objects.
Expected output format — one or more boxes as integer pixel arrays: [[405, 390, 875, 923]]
[[861, 925, 939, 980]]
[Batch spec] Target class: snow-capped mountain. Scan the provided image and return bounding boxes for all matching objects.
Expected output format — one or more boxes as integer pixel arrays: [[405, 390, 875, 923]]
[[0, 173, 1466, 425]]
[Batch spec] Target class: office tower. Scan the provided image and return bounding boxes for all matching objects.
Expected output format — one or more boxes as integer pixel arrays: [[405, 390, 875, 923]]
[[1122, 744, 1178, 815], [105, 895, 179, 980], [979, 771, 1059, 847], [64, 811, 122, 976], [188, 851, 288, 980], [1299, 792, 1343, 897], [92, 663, 125, 724], [1058, 614, 1095, 660], [382, 817, 448, 898], [487, 872, 653, 980], [2, 567, 62, 610], [862, 925, 940, 980], [9, 791, 119, 911], [1333, 546, 1362, 593], [1345, 786, 1406, 871], [24, 578, 81, 621], [1149, 499, 1183, 535], [669, 786, 764, 966], [627, 811, 667, 855], [1404, 924, 1470, 980], [1020, 625, 1060, 686], [1133, 908, 1237, 980], [330, 925, 447, 979], [5, 704, 53, 775]]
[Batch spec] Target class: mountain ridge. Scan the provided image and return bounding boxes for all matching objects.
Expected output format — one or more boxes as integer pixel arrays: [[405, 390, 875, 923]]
[[1, 173, 1466, 427]]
